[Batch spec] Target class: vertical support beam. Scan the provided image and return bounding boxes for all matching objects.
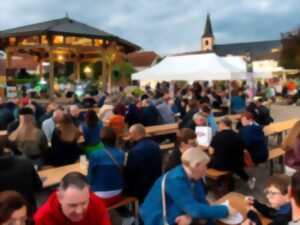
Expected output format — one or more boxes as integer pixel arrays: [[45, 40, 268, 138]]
[[49, 50, 55, 97], [5, 50, 12, 69], [101, 59, 107, 92], [39, 60, 43, 78], [107, 62, 112, 94], [73, 52, 81, 81]]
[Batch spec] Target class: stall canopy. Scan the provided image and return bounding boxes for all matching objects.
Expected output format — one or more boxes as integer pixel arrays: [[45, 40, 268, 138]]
[[223, 55, 272, 79], [132, 53, 249, 82]]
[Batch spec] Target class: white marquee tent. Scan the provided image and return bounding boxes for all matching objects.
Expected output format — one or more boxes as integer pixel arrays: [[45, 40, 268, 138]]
[[132, 53, 248, 82], [132, 53, 270, 82]]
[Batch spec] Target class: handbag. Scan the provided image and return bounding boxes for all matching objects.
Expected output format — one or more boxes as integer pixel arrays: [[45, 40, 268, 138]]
[[244, 150, 254, 167], [161, 173, 170, 225]]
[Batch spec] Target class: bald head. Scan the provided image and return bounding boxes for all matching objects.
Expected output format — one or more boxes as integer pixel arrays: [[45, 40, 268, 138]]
[[129, 124, 146, 141]]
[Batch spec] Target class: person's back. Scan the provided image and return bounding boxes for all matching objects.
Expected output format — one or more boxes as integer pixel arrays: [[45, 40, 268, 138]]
[[0, 104, 14, 130], [141, 104, 160, 126], [125, 137, 162, 202], [0, 149, 42, 210], [88, 147, 124, 205], [240, 122, 268, 164], [210, 129, 244, 170], [156, 101, 175, 124], [231, 95, 246, 114], [82, 121, 103, 146], [50, 128, 81, 166]]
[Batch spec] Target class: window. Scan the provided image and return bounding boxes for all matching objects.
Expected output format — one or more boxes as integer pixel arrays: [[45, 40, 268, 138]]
[[9, 37, 16, 46], [53, 35, 64, 44], [65, 36, 92, 46], [41, 35, 48, 44], [94, 39, 103, 47]]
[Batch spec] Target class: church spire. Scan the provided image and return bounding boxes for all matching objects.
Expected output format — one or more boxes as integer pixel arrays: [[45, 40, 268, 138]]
[[202, 13, 214, 38]]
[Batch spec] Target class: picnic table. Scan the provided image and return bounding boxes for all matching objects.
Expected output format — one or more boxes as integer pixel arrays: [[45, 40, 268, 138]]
[[38, 162, 87, 188], [215, 192, 271, 225], [263, 118, 298, 136]]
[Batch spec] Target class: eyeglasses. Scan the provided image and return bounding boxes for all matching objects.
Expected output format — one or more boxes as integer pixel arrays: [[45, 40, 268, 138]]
[[264, 190, 282, 197]]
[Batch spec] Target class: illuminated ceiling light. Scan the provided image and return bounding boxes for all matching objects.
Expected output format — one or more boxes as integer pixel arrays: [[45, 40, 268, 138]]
[[84, 66, 92, 74], [57, 55, 64, 61]]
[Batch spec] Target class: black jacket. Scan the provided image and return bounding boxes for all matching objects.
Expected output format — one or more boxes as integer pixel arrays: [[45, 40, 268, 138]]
[[0, 154, 42, 211], [209, 129, 244, 170], [247, 200, 291, 225]]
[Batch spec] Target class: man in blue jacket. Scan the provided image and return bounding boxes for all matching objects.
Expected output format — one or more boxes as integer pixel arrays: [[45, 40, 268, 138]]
[[124, 124, 162, 203], [141, 147, 235, 225]]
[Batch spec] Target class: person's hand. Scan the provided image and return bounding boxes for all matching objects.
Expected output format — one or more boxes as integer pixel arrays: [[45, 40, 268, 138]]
[[241, 219, 256, 225], [175, 215, 192, 225], [244, 196, 255, 206]]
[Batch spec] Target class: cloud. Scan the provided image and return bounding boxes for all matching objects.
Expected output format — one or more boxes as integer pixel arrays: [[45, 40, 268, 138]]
[[1, 0, 300, 54]]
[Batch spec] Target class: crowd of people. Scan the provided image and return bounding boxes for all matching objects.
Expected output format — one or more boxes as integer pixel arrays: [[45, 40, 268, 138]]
[[0, 80, 300, 225]]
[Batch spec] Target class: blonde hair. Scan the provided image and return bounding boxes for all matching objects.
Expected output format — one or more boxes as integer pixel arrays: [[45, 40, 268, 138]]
[[9, 115, 39, 142], [282, 120, 300, 152], [181, 146, 210, 168]]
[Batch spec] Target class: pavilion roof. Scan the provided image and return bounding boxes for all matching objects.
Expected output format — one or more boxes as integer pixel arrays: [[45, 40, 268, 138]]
[[0, 17, 141, 52]]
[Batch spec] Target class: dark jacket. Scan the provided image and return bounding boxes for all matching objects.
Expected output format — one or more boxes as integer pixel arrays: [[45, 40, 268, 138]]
[[47, 129, 81, 166], [165, 147, 181, 172], [0, 154, 42, 210], [140, 105, 161, 126], [209, 129, 244, 170], [124, 138, 162, 203], [239, 123, 268, 164], [247, 200, 291, 225], [179, 108, 198, 129]]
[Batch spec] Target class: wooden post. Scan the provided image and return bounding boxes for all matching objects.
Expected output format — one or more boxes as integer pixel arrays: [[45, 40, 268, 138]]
[[5, 51, 12, 69], [74, 53, 80, 81], [49, 50, 55, 97], [101, 59, 107, 92], [108, 62, 112, 93], [39, 60, 43, 78]]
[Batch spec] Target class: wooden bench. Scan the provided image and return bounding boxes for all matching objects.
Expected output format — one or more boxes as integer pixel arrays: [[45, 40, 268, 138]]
[[160, 143, 175, 151], [206, 148, 286, 196], [268, 148, 285, 175], [108, 197, 139, 225], [206, 169, 232, 197], [145, 123, 179, 137], [215, 114, 241, 123], [264, 118, 299, 136]]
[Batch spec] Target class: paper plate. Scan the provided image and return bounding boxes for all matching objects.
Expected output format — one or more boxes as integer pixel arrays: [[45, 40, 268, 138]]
[[219, 212, 243, 225]]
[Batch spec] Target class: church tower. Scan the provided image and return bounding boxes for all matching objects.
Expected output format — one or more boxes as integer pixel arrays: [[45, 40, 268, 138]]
[[201, 13, 214, 51]]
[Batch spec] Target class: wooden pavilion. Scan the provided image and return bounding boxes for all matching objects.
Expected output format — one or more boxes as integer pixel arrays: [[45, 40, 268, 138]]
[[0, 17, 141, 95]]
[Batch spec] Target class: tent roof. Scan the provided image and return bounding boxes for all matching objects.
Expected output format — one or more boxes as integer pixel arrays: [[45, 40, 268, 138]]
[[132, 53, 248, 81]]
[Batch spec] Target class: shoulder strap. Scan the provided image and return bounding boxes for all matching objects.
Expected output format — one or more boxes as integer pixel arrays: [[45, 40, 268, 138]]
[[161, 173, 169, 225], [103, 148, 123, 173]]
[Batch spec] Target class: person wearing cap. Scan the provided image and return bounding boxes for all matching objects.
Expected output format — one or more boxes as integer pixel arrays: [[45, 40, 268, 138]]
[[141, 147, 235, 225], [239, 112, 268, 164]]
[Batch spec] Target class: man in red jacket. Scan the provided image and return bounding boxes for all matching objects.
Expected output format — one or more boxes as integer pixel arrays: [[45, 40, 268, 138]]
[[34, 172, 111, 225]]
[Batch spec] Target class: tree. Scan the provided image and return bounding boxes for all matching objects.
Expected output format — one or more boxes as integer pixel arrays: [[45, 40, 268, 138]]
[[280, 28, 300, 69]]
